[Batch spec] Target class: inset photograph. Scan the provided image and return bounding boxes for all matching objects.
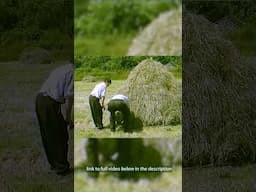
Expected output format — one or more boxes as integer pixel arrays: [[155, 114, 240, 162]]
[[74, 56, 181, 138], [75, 0, 181, 56]]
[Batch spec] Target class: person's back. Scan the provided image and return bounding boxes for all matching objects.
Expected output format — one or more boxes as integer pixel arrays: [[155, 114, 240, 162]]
[[35, 63, 74, 176], [40, 63, 74, 103], [107, 94, 130, 132]]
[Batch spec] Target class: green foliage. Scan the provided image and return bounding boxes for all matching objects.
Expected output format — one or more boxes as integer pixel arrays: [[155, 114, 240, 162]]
[[75, 0, 181, 36], [75, 34, 134, 56], [74, 0, 181, 55], [0, 0, 73, 60], [74, 56, 181, 80]]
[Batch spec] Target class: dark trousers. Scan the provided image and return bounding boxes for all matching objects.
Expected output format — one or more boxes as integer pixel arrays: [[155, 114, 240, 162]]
[[108, 99, 130, 131], [35, 93, 69, 171], [89, 95, 103, 128]]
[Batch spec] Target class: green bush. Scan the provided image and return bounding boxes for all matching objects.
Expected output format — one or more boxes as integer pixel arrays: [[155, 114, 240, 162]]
[[74, 56, 182, 80], [75, 0, 181, 36]]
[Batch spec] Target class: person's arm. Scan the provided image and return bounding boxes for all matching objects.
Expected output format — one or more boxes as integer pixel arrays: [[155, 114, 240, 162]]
[[66, 97, 74, 123], [101, 96, 105, 110]]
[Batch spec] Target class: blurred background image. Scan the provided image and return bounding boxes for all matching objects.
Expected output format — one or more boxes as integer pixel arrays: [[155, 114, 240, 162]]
[[75, 0, 181, 56], [75, 138, 181, 192], [183, 1, 256, 191]]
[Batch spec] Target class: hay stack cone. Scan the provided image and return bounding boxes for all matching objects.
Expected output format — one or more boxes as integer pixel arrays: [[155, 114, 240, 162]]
[[183, 12, 256, 166], [127, 7, 182, 56], [118, 59, 181, 126]]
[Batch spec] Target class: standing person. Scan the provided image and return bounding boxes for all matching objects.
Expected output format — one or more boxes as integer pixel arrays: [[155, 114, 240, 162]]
[[89, 78, 111, 129], [107, 94, 130, 132], [35, 63, 74, 176]]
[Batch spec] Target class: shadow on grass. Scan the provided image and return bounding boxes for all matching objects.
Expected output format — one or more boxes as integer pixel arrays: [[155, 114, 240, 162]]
[[101, 111, 143, 133], [128, 111, 143, 133]]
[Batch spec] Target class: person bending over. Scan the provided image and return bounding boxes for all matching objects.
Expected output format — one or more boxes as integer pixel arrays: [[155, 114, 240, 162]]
[[35, 63, 74, 176], [89, 78, 111, 129], [107, 94, 130, 132]]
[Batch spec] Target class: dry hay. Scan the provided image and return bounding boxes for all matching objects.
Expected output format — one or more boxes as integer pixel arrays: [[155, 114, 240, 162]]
[[19, 47, 52, 64], [215, 16, 242, 36], [127, 7, 181, 56], [183, 12, 256, 166], [118, 59, 181, 126]]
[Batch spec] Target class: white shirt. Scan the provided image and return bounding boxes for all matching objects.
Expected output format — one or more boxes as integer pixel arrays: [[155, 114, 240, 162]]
[[90, 82, 107, 99], [110, 94, 129, 106], [39, 63, 74, 103]]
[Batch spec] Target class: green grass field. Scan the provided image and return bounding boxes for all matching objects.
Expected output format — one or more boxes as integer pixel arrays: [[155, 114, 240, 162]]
[[74, 80, 182, 138], [75, 34, 134, 56]]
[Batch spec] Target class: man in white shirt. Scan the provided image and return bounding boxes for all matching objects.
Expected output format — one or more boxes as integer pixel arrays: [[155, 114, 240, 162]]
[[35, 63, 73, 176], [89, 78, 111, 129], [107, 94, 130, 132]]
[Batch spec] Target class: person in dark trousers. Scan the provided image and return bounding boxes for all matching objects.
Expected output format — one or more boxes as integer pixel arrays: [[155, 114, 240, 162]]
[[35, 63, 74, 176], [89, 79, 111, 129], [107, 94, 130, 132]]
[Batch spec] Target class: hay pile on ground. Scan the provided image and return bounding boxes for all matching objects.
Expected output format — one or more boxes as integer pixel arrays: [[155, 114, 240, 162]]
[[127, 7, 181, 56], [118, 59, 181, 126], [183, 12, 256, 166], [19, 47, 52, 64]]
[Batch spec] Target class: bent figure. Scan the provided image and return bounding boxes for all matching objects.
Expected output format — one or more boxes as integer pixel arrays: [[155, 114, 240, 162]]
[[35, 63, 74, 176], [107, 94, 130, 132]]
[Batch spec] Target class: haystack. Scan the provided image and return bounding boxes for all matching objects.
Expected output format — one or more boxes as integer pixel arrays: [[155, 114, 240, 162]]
[[19, 47, 52, 64], [183, 12, 256, 166], [118, 59, 181, 126], [127, 7, 181, 56]]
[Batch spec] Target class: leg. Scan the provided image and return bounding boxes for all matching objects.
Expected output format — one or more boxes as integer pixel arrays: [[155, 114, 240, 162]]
[[119, 103, 130, 132], [108, 101, 117, 131], [109, 110, 116, 131], [36, 94, 70, 173], [89, 96, 98, 128], [94, 99, 103, 129]]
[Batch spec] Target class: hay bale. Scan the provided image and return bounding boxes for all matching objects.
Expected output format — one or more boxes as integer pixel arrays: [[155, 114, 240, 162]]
[[19, 47, 52, 64], [183, 12, 256, 166], [127, 7, 181, 56], [118, 59, 181, 126]]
